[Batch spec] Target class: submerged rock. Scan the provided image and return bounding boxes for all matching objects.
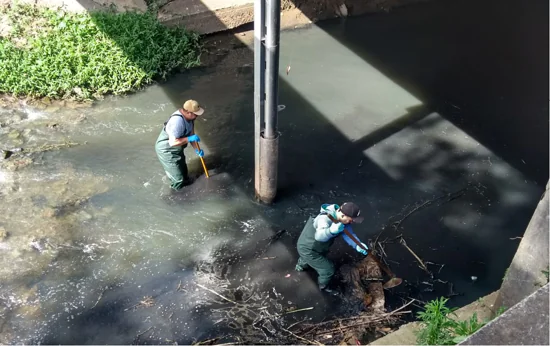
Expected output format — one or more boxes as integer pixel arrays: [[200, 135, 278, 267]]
[[41, 207, 57, 218], [1, 150, 12, 160], [7, 130, 20, 139], [2, 156, 33, 171], [29, 238, 48, 253]]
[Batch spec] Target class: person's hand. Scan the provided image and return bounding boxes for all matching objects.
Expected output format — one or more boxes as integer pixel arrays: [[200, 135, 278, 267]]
[[356, 243, 368, 255], [195, 149, 204, 157], [187, 134, 200, 143], [329, 222, 345, 235]]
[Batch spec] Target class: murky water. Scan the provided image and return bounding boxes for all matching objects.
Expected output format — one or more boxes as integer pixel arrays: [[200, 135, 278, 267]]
[[0, 0, 547, 343]]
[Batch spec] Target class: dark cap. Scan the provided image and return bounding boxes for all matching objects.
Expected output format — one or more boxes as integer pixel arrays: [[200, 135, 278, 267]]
[[340, 202, 364, 224]]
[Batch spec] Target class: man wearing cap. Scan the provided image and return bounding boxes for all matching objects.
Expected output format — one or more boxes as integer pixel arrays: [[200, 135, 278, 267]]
[[295, 202, 369, 292], [155, 100, 205, 190]]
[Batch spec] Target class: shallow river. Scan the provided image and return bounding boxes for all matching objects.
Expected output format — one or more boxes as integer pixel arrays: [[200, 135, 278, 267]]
[[0, 0, 547, 343]]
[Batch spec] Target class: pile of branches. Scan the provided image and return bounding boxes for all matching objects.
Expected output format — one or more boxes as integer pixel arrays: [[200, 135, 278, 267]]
[[283, 300, 414, 345]]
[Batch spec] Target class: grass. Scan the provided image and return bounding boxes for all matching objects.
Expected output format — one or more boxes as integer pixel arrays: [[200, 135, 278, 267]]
[[416, 297, 506, 345], [0, 4, 201, 100]]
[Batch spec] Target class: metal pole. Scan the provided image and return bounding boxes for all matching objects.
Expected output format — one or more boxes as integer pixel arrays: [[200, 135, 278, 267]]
[[254, 0, 265, 197], [255, 0, 280, 204], [264, 0, 280, 139]]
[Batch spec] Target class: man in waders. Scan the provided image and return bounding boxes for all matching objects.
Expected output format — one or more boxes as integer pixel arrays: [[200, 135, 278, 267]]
[[155, 100, 205, 190], [296, 202, 369, 292]]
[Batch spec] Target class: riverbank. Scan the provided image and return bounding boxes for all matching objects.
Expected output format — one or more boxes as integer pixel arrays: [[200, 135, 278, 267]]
[[0, 4, 201, 100], [1, 0, 431, 35]]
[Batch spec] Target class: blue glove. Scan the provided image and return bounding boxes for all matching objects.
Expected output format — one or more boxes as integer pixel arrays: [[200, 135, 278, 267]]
[[356, 243, 368, 255], [329, 222, 345, 235], [187, 134, 200, 143], [195, 149, 204, 157]]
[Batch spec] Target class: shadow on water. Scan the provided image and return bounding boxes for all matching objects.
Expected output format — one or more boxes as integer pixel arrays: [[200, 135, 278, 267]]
[[324, 0, 549, 185], [3, 0, 547, 344]]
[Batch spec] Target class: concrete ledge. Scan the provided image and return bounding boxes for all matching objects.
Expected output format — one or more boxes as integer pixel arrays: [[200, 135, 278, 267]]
[[158, 1, 254, 34], [459, 284, 549, 345]]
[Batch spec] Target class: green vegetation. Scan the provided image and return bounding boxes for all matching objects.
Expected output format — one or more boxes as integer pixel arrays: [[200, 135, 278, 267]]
[[502, 268, 509, 281], [0, 4, 201, 100], [416, 297, 506, 345]]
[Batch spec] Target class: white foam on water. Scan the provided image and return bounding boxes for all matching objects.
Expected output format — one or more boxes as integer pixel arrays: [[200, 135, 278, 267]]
[[0, 169, 13, 183], [22, 106, 48, 121]]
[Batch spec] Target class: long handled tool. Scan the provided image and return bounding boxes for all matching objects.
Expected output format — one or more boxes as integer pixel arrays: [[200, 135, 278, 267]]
[[195, 142, 209, 178], [343, 228, 403, 289]]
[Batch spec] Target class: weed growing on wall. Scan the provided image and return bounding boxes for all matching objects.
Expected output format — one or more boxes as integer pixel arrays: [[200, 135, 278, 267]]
[[415, 297, 504, 345], [416, 297, 457, 345], [0, 4, 201, 100]]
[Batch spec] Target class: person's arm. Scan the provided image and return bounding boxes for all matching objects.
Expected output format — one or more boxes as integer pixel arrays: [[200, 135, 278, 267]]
[[166, 117, 190, 147], [341, 226, 360, 248], [314, 216, 345, 242], [168, 135, 188, 147], [341, 225, 369, 255], [188, 128, 199, 151]]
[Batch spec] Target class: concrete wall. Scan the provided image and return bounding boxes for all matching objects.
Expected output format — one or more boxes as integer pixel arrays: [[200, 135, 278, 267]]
[[495, 182, 549, 310], [458, 182, 549, 345], [459, 284, 549, 345]]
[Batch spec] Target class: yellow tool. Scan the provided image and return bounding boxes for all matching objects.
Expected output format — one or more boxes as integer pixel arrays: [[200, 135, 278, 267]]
[[196, 142, 209, 178]]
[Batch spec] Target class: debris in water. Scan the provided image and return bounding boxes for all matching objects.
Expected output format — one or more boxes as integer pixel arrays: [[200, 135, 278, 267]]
[[124, 296, 155, 311], [90, 287, 107, 310], [285, 274, 291, 278], [0, 227, 8, 241], [176, 280, 186, 292], [286, 65, 291, 75], [471, 276, 477, 282], [291, 300, 412, 344], [29, 239, 46, 253], [133, 326, 153, 344], [196, 283, 238, 305], [282, 307, 314, 315]]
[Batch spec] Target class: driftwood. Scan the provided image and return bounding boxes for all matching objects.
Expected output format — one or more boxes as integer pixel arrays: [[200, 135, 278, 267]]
[[294, 256, 395, 345], [341, 256, 385, 313], [292, 302, 413, 345]]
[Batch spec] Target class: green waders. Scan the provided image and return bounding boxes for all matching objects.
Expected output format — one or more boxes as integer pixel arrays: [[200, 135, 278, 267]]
[[155, 127, 189, 191], [296, 216, 336, 287]]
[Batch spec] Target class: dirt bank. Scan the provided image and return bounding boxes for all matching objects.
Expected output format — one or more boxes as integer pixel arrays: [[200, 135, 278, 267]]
[[156, 0, 432, 34], [0, 0, 431, 35]]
